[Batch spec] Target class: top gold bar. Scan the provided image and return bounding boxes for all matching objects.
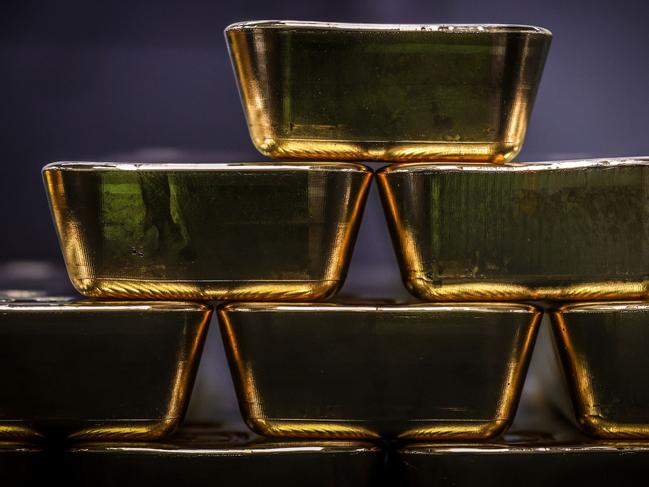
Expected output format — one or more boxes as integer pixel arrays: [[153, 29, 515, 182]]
[[225, 21, 551, 163]]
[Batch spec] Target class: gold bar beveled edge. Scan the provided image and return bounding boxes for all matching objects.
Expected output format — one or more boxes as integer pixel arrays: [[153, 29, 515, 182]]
[[239, 418, 513, 442], [402, 278, 649, 303], [397, 441, 649, 453], [0, 300, 213, 313], [376, 156, 649, 175], [225, 20, 552, 36], [66, 437, 383, 454], [218, 301, 540, 313], [0, 419, 182, 442], [551, 301, 649, 314], [395, 419, 512, 441], [550, 302, 649, 439], [42, 161, 373, 174], [64, 279, 344, 302], [249, 142, 522, 164], [218, 302, 541, 440]]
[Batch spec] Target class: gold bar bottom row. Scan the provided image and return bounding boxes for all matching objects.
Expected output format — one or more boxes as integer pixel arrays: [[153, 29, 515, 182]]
[[4, 298, 649, 441]]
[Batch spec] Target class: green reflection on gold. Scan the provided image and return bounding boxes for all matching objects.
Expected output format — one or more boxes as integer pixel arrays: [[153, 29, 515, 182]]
[[43, 162, 371, 300], [227, 22, 551, 162], [378, 159, 649, 301]]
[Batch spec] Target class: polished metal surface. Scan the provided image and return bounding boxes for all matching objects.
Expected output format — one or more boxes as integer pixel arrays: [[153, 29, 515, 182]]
[[226, 21, 551, 162], [0, 299, 211, 440], [63, 426, 382, 486], [219, 302, 540, 440], [551, 302, 649, 438], [378, 158, 649, 301], [396, 434, 649, 487], [43, 162, 371, 300]]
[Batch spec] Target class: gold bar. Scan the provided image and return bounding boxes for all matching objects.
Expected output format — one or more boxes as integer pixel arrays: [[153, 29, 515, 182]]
[[0, 299, 211, 441], [226, 21, 551, 163], [551, 302, 649, 438], [397, 437, 649, 486], [63, 426, 382, 486], [43, 162, 371, 300], [219, 302, 540, 440], [378, 158, 649, 301]]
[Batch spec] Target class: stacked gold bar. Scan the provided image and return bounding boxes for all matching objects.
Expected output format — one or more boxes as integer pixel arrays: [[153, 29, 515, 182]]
[[226, 21, 551, 163], [219, 20, 553, 442], [11, 16, 649, 485], [42, 162, 371, 300]]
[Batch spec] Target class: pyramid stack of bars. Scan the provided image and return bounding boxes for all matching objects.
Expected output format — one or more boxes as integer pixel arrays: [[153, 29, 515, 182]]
[[4, 20, 649, 486]]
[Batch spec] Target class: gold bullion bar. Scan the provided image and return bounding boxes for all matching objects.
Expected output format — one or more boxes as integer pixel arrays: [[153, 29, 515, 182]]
[[378, 158, 649, 301], [43, 162, 371, 300], [219, 302, 540, 440], [0, 299, 211, 440], [226, 21, 551, 163]]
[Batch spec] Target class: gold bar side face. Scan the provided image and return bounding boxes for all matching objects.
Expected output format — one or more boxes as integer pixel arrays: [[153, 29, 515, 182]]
[[0, 300, 211, 440], [226, 22, 551, 163], [378, 158, 649, 301], [219, 302, 540, 440], [551, 302, 649, 438], [43, 162, 371, 300]]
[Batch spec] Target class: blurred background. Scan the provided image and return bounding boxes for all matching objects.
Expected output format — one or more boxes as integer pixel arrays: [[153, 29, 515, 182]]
[[1, 0, 648, 429]]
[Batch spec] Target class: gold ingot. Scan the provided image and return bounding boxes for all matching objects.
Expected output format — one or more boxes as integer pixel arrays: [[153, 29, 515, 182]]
[[62, 427, 382, 486], [226, 21, 551, 163], [219, 302, 540, 440], [0, 298, 211, 440], [378, 158, 649, 301], [43, 162, 371, 300], [551, 302, 649, 439]]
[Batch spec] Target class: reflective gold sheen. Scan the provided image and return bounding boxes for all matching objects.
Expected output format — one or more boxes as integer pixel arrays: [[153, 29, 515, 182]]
[[43, 162, 371, 300], [551, 302, 649, 439], [226, 21, 551, 162], [378, 158, 649, 301], [0, 299, 211, 440], [219, 302, 540, 440]]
